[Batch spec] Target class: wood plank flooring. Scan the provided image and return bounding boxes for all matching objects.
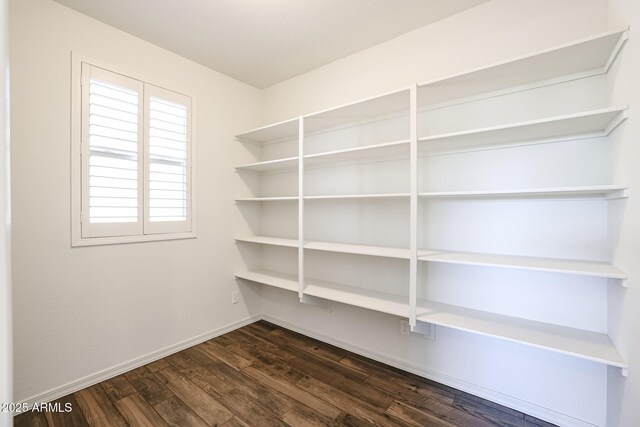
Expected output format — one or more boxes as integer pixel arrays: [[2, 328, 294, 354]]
[[14, 321, 557, 427]]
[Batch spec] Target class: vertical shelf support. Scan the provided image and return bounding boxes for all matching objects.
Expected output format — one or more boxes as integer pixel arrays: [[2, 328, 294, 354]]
[[298, 117, 305, 300], [409, 84, 418, 328]]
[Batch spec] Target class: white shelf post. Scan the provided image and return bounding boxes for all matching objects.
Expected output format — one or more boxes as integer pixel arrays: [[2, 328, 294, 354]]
[[409, 84, 418, 328], [298, 117, 305, 300]]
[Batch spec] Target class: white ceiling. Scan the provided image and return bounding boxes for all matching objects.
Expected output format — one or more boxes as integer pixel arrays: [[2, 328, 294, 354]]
[[53, 0, 488, 89]]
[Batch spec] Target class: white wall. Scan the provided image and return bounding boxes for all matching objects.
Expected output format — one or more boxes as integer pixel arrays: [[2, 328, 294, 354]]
[[0, 0, 13, 424], [260, 1, 620, 426], [10, 0, 263, 403], [606, 1, 640, 426]]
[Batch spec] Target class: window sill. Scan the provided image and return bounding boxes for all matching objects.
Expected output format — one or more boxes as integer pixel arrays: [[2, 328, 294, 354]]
[[72, 232, 197, 247]]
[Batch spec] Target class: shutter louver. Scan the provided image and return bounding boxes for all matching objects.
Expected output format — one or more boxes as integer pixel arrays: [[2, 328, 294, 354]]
[[88, 79, 140, 223], [147, 95, 189, 224], [79, 63, 192, 241]]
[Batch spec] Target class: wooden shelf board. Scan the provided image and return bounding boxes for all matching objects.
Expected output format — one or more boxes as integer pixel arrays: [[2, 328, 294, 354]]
[[304, 88, 410, 134], [419, 250, 626, 279], [235, 157, 298, 172], [305, 241, 410, 259], [304, 193, 410, 201], [235, 196, 298, 202], [417, 28, 628, 107], [236, 118, 299, 144], [418, 107, 628, 154], [304, 140, 410, 166], [419, 185, 629, 201], [235, 236, 298, 248], [416, 300, 626, 368], [304, 278, 409, 318], [235, 270, 298, 293]]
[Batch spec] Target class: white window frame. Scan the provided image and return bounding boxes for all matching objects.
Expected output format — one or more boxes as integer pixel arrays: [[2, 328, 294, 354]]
[[71, 53, 197, 246]]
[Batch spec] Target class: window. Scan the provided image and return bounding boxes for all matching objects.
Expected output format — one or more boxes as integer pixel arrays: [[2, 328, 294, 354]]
[[73, 61, 195, 245]]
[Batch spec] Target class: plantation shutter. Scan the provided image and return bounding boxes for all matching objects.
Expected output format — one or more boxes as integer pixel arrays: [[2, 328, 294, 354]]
[[144, 85, 192, 234], [81, 64, 143, 238]]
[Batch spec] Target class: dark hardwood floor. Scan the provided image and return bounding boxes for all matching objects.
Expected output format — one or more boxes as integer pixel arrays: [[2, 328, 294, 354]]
[[15, 320, 557, 426]]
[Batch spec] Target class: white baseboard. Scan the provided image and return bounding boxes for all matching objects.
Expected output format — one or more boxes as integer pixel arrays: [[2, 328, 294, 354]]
[[262, 314, 598, 427], [17, 314, 261, 412]]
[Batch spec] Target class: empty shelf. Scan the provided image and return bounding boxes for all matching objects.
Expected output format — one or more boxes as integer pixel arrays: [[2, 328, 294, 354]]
[[305, 241, 410, 259], [418, 106, 628, 154], [235, 196, 298, 202], [304, 193, 410, 200], [236, 118, 299, 144], [235, 270, 298, 293], [419, 251, 626, 279], [304, 278, 409, 318], [304, 140, 410, 166], [416, 300, 626, 368], [419, 185, 629, 200], [235, 236, 298, 248], [418, 28, 628, 107], [235, 157, 298, 172], [304, 88, 409, 134]]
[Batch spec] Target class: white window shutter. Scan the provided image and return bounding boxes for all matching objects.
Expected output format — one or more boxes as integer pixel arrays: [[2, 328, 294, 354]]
[[144, 84, 192, 234], [81, 64, 144, 238]]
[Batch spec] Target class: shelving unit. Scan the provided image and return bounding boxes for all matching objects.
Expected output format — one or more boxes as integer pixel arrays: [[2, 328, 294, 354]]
[[415, 300, 625, 367], [304, 139, 410, 166], [234, 27, 630, 372], [235, 157, 298, 172], [419, 185, 630, 200], [304, 193, 410, 200], [304, 278, 410, 318], [234, 196, 298, 202], [305, 241, 411, 259], [418, 106, 628, 154], [234, 270, 298, 293], [234, 236, 298, 248], [418, 251, 627, 280], [416, 27, 628, 108]]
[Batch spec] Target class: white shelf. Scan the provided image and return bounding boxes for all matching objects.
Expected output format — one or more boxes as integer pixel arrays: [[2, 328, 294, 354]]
[[305, 241, 410, 259], [416, 300, 626, 368], [419, 251, 627, 280], [234, 236, 440, 260], [418, 106, 628, 154], [304, 139, 410, 166], [417, 28, 628, 107], [304, 193, 410, 201], [235, 196, 298, 202], [235, 270, 298, 293], [304, 278, 409, 318], [236, 118, 299, 144], [235, 236, 298, 248], [304, 88, 409, 134], [419, 185, 629, 201], [235, 157, 298, 172]]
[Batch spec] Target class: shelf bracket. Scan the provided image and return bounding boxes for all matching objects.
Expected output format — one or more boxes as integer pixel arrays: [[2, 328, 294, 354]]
[[299, 295, 332, 313], [411, 321, 436, 341], [609, 278, 628, 288], [621, 368, 628, 378], [605, 188, 630, 200]]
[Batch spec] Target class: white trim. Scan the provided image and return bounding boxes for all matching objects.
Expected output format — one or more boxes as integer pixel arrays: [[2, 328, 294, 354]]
[[262, 314, 599, 427], [15, 314, 261, 412], [298, 117, 304, 299], [72, 231, 196, 247], [0, 0, 12, 424], [409, 84, 417, 328]]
